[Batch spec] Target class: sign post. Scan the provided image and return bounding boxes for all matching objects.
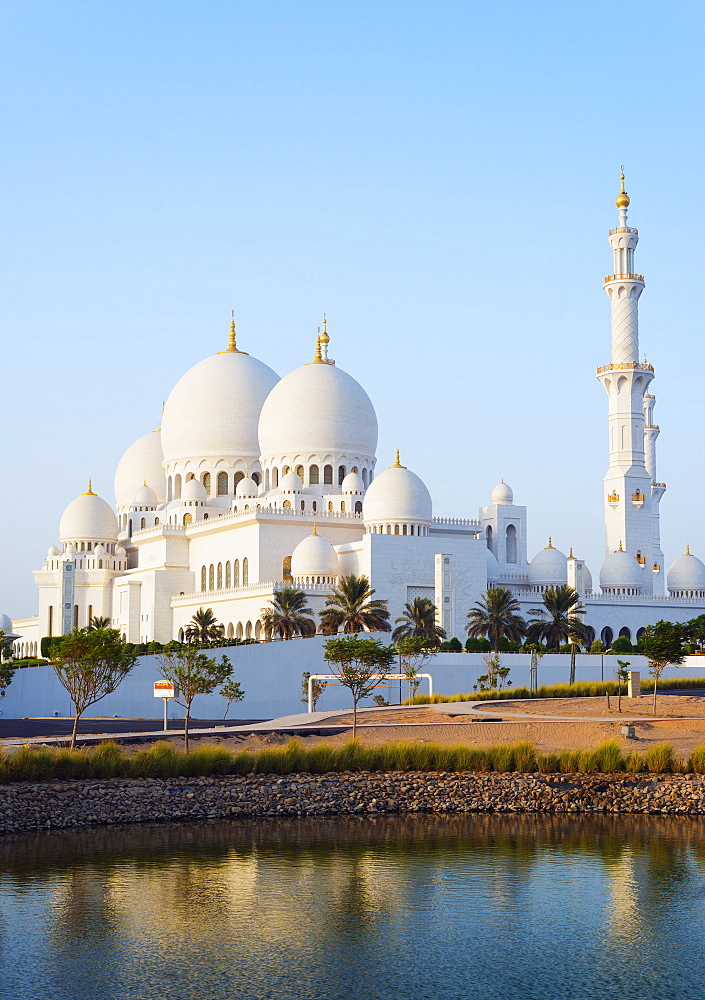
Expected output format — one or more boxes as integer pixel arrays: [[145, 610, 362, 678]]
[[154, 680, 179, 731]]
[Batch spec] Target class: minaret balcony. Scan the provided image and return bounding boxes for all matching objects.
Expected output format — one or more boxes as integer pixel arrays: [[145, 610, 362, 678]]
[[603, 273, 645, 283], [636, 555, 646, 565], [609, 226, 638, 236], [644, 424, 660, 429], [596, 361, 654, 374], [631, 490, 645, 506], [608, 492, 620, 504]]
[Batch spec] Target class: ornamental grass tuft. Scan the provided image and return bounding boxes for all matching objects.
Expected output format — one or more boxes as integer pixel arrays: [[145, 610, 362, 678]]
[[645, 743, 676, 774]]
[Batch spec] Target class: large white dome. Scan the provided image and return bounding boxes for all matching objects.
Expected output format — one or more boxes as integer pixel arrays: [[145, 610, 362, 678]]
[[258, 357, 377, 467], [363, 457, 432, 526], [161, 347, 279, 468], [667, 546, 705, 595], [599, 548, 644, 592], [60, 485, 118, 543], [528, 540, 568, 587], [290, 527, 340, 581], [114, 430, 165, 507]]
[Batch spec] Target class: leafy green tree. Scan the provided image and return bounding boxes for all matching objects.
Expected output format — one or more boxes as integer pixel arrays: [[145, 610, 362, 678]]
[[685, 614, 705, 651], [440, 637, 463, 652], [616, 659, 631, 713], [392, 597, 446, 645], [301, 670, 327, 711], [87, 615, 111, 631], [185, 607, 225, 645], [261, 587, 316, 640], [0, 631, 17, 699], [157, 646, 232, 750], [324, 635, 396, 737], [465, 636, 491, 652], [527, 585, 589, 652], [396, 636, 437, 703], [611, 635, 633, 653], [640, 621, 686, 715], [220, 677, 245, 720], [466, 587, 526, 653], [590, 639, 606, 653], [49, 628, 137, 748], [319, 575, 391, 634]]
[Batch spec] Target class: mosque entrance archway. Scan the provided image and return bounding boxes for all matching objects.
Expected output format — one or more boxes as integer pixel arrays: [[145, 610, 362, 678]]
[[601, 626, 614, 648]]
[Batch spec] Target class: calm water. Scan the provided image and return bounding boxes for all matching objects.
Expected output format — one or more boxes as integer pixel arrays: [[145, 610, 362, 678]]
[[1, 814, 704, 1000]]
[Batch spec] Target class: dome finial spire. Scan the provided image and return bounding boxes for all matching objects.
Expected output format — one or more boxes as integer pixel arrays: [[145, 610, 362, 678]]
[[312, 330, 323, 363], [685, 543, 692, 556], [547, 537, 554, 549], [319, 313, 330, 359], [84, 479, 95, 495], [616, 165, 630, 210], [218, 310, 247, 354], [311, 522, 318, 536], [389, 449, 406, 469]]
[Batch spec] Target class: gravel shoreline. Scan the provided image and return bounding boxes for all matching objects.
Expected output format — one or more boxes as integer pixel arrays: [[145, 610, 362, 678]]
[[2, 771, 705, 835]]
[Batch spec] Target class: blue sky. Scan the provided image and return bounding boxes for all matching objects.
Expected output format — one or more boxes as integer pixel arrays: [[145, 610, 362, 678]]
[[2, 0, 705, 616]]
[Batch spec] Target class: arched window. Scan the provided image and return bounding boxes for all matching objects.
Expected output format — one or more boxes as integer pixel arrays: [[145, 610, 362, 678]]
[[243, 558, 249, 585], [394, 524, 399, 534], [265, 469, 270, 490], [310, 465, 319, 485], [174, 474, 182, 499], [154, 517, 160, 526], [282, 465, 290, 475], [323, 465, 333, 485], [402, 525, 407, 535], [87, 604, 93, 624], [178, 628, 184, 642], [122, 513, 127, 530], [140, 517, 146, 530], [98, 559, 103, 568], [227, 623, 234, 638], [183, 513, 192, 525], [167, 476, 173, 501], [203, 513, 208, 520], [202, 472, 211, 495], [355, 501, 362, 514], [312, 501, 317, 512], [201, 566, 207, 592], [300, 500, 305, 512], [386, 525, 391, 534], [636, 627, 646, 641], [87, 542, 92, 551], [252, 472, 260, 485], [619, 627, 631, 640], [234, 559, 240, 586], [48, 605, 53, 636], [272, 468, 279, 487], [225, 561, 231, 588], [506, 524, 517, 563], [295, 464, 304, 479], [236, 622, 243, 639], [74, 605, 79, 628], [283, 555, 292, 581], [255, 620, 262, 640], [283, 499, 292, 510], [601, 626, 614, 648], [209, 564, 215, 590], [486, 524, 493, 551], [341, 501, 346, 512], [362, 469, 368, 486], [217, 472, 229, 496], [328, 501, 333, 512], [338, 466, 346, 485], [217, 562, 223, 589], [410, 525, 414, 535], [585, 626, 595, 646], [80, 542, 85, 551], [128, 519, 133, 536], [246, 621, 252, 639]]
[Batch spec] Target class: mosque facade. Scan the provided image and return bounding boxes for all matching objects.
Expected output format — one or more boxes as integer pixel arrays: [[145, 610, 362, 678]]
[[11, 177, 705, 656]]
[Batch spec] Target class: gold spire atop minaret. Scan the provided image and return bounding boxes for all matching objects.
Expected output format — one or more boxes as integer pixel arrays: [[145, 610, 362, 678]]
[[217, 310, 248, 354], [83, 479, 95, 496], [320, 313, 329, 344], [616, 165, 630, 209], [389, 449, 406, 469]]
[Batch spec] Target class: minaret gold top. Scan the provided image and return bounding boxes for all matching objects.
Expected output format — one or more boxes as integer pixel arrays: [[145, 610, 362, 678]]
[[218, 310, 248, 354], [389, 449, 406, 469], [84, 479, 95, 495], [616, 165, 630, 209]]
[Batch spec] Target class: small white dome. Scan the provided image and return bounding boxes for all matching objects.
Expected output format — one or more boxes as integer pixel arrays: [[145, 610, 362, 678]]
[[491, 480, 514, 504], [258, 357, 377, 466], [528, 540, 568, 587], [667, 547, 705, 594], [599, 548, 644, 591], [182, 479, 207, 501], [0, 612, 14, 634], [279, 471, 303, 491], [290, 528, 339, 580], [132, 483, 158, 507], [236, 477, 258, 497], [584, 564, 593, 592], [94, 543, 106, 556], [341, 472, 364, 492], [363, 456, 432, 525], [65, 544, 76, 558], [47, 544, 61, 557], [116, 545, 126, 557], [162, 348, 279, 467], [114, 430, 165, 507], [59, 485, 118, 543], [487, 547, 500, 582]]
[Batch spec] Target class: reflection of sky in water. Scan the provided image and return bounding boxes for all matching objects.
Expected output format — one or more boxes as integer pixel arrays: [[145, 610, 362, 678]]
[[0, 816, 704, 1000]]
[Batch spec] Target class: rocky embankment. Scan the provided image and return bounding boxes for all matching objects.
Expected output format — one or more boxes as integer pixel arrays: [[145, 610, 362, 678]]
[[2, 771, 705, 835]]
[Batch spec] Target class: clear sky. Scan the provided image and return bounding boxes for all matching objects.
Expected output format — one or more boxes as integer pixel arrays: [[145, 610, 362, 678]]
[[2, 0, 705, 617]]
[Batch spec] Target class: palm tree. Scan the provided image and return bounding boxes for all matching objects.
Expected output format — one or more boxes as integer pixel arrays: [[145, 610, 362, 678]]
[[319, 574, 391, 635], [184, 607, 225, 645], [87, 615, 111, 631], [466, 587, 527, 653], [261, 587, 316, 640], [527, 585, 589, 651], [392, 597, 446, 646]]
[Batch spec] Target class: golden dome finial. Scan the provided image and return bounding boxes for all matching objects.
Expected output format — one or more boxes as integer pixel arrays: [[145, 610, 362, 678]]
[[218, 310, 247, 354], [314, 332, 323, 362], [569, 546, 574, 558], [685, 543, 692, 556], [547, 537, 554, 549], [320, 312, 330, 344], [311, 523, 318, 536], [84, 479, 95, 496], [389, 449, 406, 469], [143, 480, 148, 487], [617, 540, 624, 552], [616, 165, 630, 209]]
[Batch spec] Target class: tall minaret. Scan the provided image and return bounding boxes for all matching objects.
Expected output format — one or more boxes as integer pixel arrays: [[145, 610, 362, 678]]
[[597, 169, 660, 594]]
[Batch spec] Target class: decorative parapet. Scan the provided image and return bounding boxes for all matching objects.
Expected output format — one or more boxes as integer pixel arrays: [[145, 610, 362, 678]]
[[608, 492, 620, 503], [171, 580, 333, 605], [596, 361, 654, 374], [432, 516, 481, 526], [631, 490, 645, 505], [603, 272, 645, 283]]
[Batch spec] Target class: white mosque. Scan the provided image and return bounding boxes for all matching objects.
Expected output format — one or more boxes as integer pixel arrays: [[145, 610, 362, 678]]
[[10, 174, 705, 656]]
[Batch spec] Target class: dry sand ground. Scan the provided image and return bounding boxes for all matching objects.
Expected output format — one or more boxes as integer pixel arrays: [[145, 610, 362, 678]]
[[143, 694, 705, 760]]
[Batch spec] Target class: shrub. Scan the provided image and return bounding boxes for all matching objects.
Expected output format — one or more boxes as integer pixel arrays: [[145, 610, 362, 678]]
[[89, 741, 127, 778], [465, 637, 491, 652], [590, 640, 606, 653], [645, 743, 676, 774], [131, 741, 182, 778], [558, 750, 581, 773], [611, 636, 633, 653], [689, 744, 705, 774], [513, 741, 537, 772], [594, 740, 624, 773], [625, 750, 645, 774], [440, 637, 463, 652]]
